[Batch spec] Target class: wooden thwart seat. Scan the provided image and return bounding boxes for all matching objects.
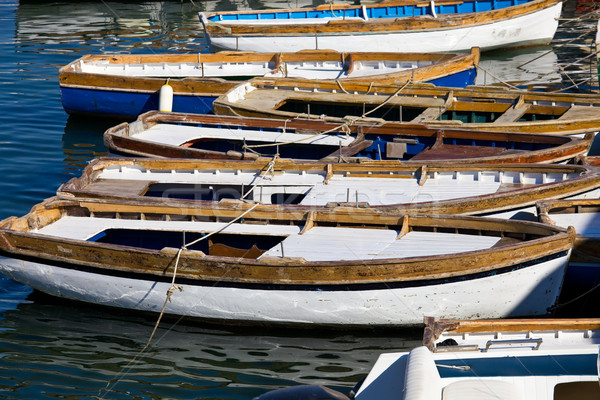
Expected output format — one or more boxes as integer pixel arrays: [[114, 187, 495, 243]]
[[494, 96, 531, 123]]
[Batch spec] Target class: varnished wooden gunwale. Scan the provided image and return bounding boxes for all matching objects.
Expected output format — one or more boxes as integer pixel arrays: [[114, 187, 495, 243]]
[[58, 49, 479, 92], [422, 316, 600, 350], [0, 197, 574, 286], [103, 111, 593, 164], [58, 157, 600, 216], [212, 78, 600, 135], [203, 0, 559, 37]]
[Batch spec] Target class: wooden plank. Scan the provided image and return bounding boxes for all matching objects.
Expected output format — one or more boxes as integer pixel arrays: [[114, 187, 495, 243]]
[[409, 91, 453, 123], [85, 179, 150, 197], [557, 105, 600, 121], [493, 96, 531, 123]]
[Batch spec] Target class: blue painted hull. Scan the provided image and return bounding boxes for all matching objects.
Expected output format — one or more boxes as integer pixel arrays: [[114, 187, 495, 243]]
[[428, 68, 477, 88], [60, 67, 476, 119], [60, 87, 217, 119]]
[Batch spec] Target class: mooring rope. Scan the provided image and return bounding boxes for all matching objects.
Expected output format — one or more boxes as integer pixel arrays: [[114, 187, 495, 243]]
[[148, 201, 262, 342], [241, 154, 279, 200], [360, 79, 412, 118], [475, 63, 520, 89], [240, 119, 353, 158], [548, 281, 600, 311], [101, 201, 261, 398]]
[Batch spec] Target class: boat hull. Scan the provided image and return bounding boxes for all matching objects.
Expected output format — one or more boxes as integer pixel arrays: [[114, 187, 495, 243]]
[[60, 87, 217, 119], [203, 1, 562, 53], [0, 250, 569, 327], [59, 70, 476, 119]]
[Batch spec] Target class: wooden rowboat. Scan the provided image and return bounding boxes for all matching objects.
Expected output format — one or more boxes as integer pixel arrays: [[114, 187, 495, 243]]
[[103, 111, 593, 164], [199, 0, 562, 53], [59, 49, 479, 119], [537, 198, 600, 316], [58, 157, 600, 217], [212, 78, 600, 136], [0, 197, 574, 327], [257, 316, 600, 399]]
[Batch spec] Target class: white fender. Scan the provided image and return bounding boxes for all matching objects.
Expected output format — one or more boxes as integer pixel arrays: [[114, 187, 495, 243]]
[[159, 83, 173, 112]]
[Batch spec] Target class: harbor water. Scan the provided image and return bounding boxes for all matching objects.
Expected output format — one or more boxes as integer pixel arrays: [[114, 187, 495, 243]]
[[0, 0, 598, 398]]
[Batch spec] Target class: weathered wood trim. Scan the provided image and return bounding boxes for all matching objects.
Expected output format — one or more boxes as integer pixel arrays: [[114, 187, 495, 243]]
[[423, 315, 600, 350]]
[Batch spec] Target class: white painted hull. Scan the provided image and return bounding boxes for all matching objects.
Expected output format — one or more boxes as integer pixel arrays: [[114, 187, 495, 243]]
[[206, 3, 561, 53], [0, 251, 568, 326]]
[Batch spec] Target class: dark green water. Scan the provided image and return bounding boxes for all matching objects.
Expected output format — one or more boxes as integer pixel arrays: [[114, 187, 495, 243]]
[[0, 0, 597, 398]]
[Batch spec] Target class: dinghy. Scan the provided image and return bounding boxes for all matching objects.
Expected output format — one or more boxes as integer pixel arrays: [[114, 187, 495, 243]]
[[59, 49, 479, 119], [199, 0, 562, 53], [256, 316, 600, 399], [0, 197, 575, 327], [58, 157, 600, 217], [212, 78, 600, 136], [103, 111, 593, 163]]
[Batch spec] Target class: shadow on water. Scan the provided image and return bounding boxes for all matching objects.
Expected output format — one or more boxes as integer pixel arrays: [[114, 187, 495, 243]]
[[62, 116, 112, 175], [0, 289, 421, 399]]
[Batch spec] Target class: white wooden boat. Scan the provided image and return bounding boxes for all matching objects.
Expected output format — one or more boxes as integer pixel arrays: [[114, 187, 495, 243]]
[[0, 197, 575, 327], [103, 111, 594, 163], [200, 0, 562, 53], [212, 78, 600, 136], [59, 49, 479, 119], [58, 157, 600, 217], [256, 317, 600, 399]]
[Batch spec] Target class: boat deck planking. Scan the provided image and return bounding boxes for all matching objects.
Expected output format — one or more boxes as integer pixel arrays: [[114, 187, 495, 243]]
[[35, 214, 502, 262], [36, 215, 301, 241], [132, 122, 355, 147], [262, 229, 501, 261], [91, 163, 581, 207]]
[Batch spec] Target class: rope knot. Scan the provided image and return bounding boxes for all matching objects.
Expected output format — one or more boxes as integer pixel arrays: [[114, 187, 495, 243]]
[[166, 284, 184, 303]]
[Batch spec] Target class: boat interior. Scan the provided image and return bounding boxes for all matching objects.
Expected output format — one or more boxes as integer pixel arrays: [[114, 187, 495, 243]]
[[86, 162, 581, 206], [5, 200, 558, 262], [354, 345, 600, 400], [127, 119, 573, 162]]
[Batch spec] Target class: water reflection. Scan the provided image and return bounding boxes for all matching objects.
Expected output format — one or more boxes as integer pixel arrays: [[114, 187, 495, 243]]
[[62, 117, 111, 174], [0, 295, 421, 399], [15, 1, 208, 53], [476, 46, 562, 86]]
